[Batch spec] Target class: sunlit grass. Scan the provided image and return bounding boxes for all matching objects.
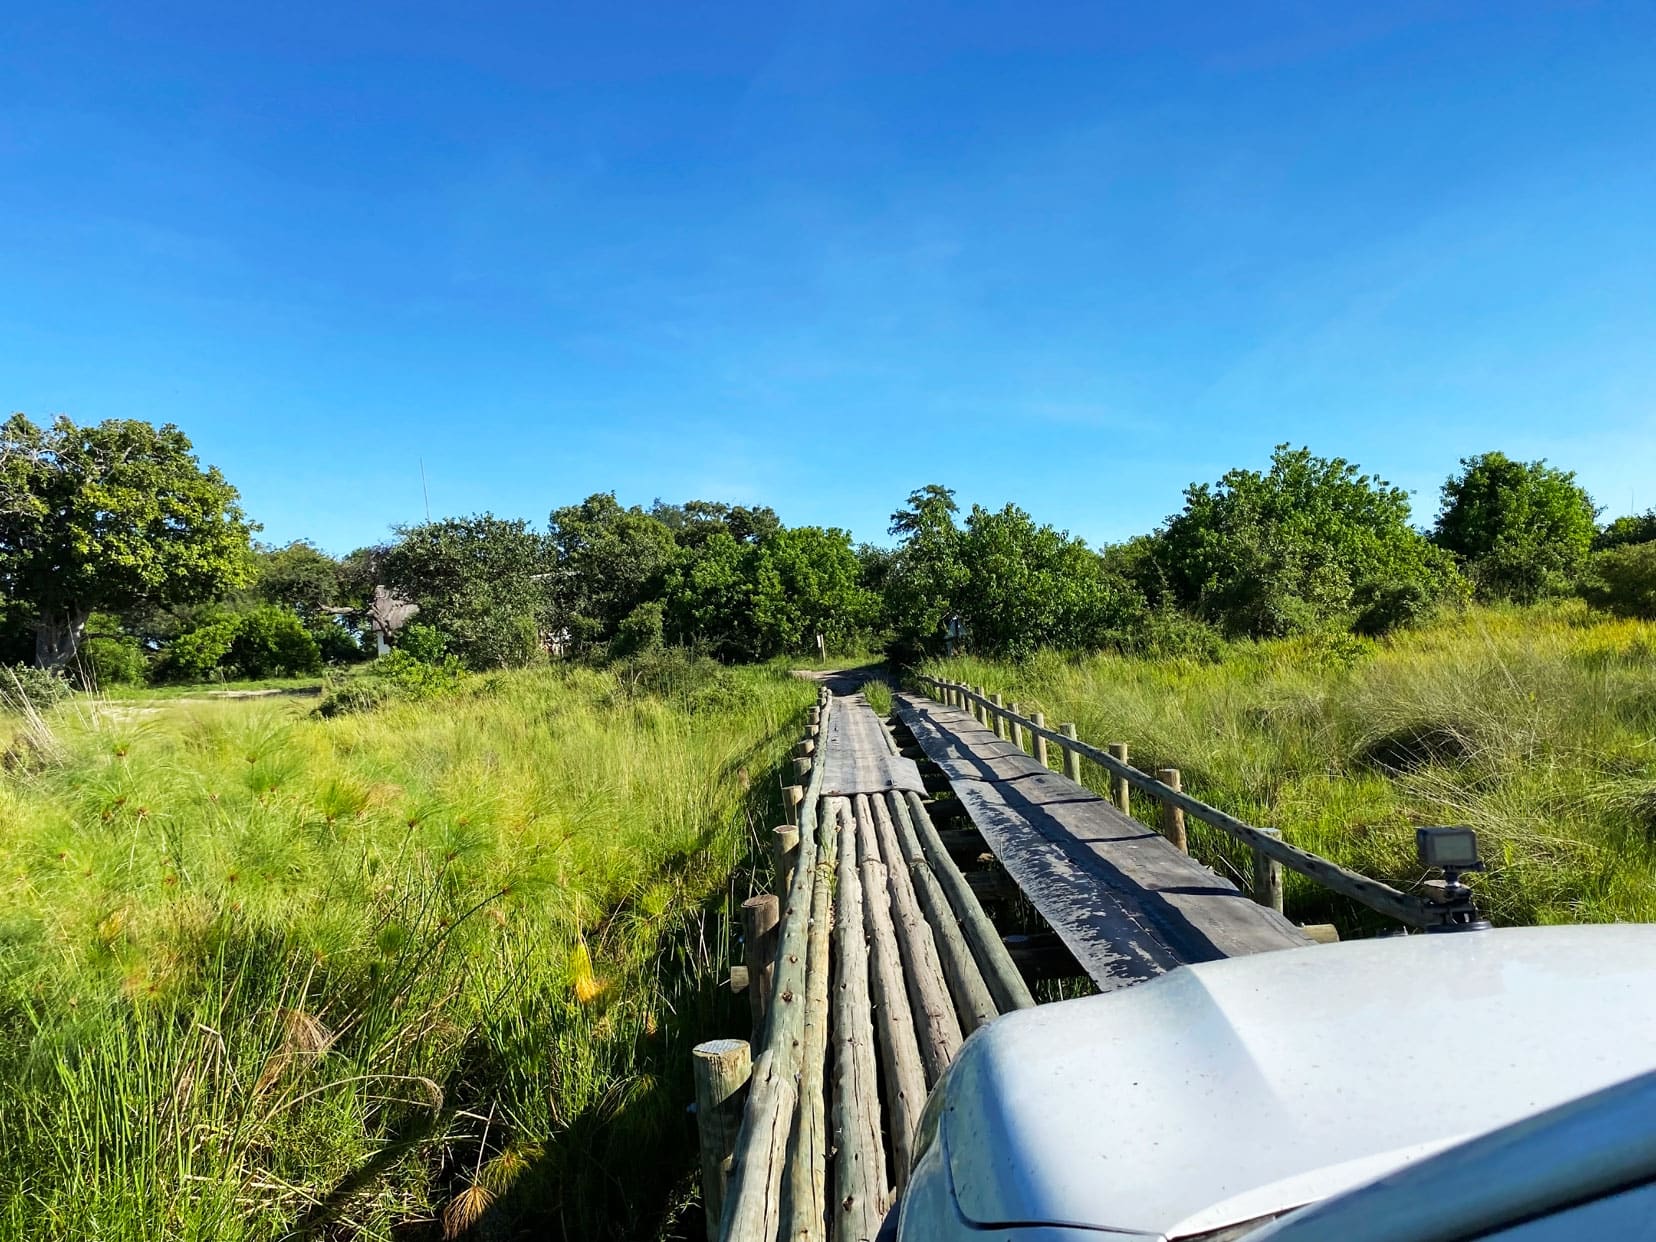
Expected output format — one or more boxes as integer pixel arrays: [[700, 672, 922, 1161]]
[[0, 662, 813, 1240], [928, 603, 1656, 930]]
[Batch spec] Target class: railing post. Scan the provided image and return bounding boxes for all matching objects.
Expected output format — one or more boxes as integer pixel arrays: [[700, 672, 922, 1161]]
[[1252, 828, 1285, 913], [989, 693, 1005, 740], [693, 1037, 752, 1239], [1008, 702, 1026, 753], [1108, 743, 1130, 816], [741, 894, 780, 1036], [972, 686, 986, 724], [1156, 768, 1187, 853], [793, 755, 812, 780], [1031, 711, 1049, 768], [1059, 723, 1081, 782]]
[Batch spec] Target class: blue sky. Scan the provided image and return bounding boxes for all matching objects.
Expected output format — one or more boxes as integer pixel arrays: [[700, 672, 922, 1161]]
[[4, 1, 1653, 553]]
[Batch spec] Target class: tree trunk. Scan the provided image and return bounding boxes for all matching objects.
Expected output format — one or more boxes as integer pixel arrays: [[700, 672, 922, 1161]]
[[35, 609, 88, 670]]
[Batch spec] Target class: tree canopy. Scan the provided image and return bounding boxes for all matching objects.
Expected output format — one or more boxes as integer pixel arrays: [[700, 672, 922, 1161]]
[[1433, 452, 1598, 601], [0, 413, 253, 668]]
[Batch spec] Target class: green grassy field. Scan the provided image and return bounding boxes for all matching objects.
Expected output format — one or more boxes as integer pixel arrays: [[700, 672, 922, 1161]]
[[926, 604, 1656, 930], [0, 662, 813, 1241]]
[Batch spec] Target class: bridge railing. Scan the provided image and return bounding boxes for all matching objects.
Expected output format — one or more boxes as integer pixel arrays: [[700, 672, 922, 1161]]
[[910, 673, 1444, 930]]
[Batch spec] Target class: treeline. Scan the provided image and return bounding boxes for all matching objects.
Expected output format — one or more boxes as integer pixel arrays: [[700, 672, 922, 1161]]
[[2, 413, 1653, 685]]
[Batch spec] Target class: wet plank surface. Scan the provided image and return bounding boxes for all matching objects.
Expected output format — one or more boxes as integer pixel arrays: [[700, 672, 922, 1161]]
[[894, 693, 1311, 991], [820, 694, 928, 798]]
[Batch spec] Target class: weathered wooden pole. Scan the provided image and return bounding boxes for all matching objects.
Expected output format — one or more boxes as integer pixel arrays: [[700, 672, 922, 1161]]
[[1060, 723, 1082, 782], [973, 686, 987, 725], [742, 895, 781, 1035], [901, 790, 1035, 1015], [864, 794, 963, 1083], [808, 705, 822, 728], [694, 1038, 752, 1239], [793, 755, 813, 781], [989, 693, 1005, 739], [1008, 702, 1026, 752], [1156, 769, 1187, 854], [832, 799, 887, 1241], [795, 739, 815, 759], [783, 797, 840, 1240], [1031, 711, 1049, 768], [1253, 827, 1286, 914], [772, 824, 800, 890], [1108, 743, 1130, 815], [860, 852, 927, 1191], [718, 1050, 794, 1241]]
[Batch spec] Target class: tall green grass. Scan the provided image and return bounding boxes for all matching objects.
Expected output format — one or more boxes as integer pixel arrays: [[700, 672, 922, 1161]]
[[0, 662, 813, 1240], [929, 604, 1656, 929]]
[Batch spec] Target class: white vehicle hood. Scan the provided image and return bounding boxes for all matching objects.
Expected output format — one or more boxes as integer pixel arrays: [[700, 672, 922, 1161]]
[[941, 925, 1656, 1237]]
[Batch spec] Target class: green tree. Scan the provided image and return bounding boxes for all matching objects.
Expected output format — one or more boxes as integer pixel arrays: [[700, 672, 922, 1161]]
[[1433, 452, 1599, 601], [253, 541, 340, 621], [1580, 542, 1656, 619], [663, 531, 756, 659], [380, 515, 548, 669], [750, 525, 874, 655], [1155, 445, 1460, 637], [883, 485, 968, 659], [956, 504, 1135, 657], [1595, 509, 1656, 552], [228, 605, 323, 678], [0, 414, 254, 668], [547, 494, 679, 651]]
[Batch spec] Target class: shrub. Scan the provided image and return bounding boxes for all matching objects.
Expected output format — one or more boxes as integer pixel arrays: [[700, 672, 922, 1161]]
[[1352, 580, 1435, 637], [314, 679, 390, 717], [396, 623, 449, 665], [611, 601, 665, 658], [0, 664, 72, 712], [76, 635, 148, 687], [228, 606, 322, 678], [373, 648, 465, 699], [1581, 542, 1656, 619], [311, 619, 369, 665], [162, 615, 243, 682], [1433, 452, 1598, 601]]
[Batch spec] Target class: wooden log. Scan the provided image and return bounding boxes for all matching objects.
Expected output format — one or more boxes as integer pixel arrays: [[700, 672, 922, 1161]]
[[864, 791, 962, 1083], [743, 894, 781, 1036], [1059, 723, 1082, 782], [730, 965, 749, 993], [695, 1038, 752, 1239], [772, 824, 801, 891], [1301, 923, 1340, 944], [1108, 743, 1130, 815], [1031, 711, 1048, 768], [885, 792, 998, 1033], [1156, 768, 1187, 854], [719, 1050, 794, 1242], [1253, 827, 1285, 914], [793, 756, 813, 781], [860, 854, 926, 1192], [808, 706, 822, 727], [784, 796, 841, 1241], [989, 692, 1005, 739], [900, 790, 1036, 1016], [1008, 702, 1026, 753], [795, 739, 815, 759], [832, 799, 888, 1241]]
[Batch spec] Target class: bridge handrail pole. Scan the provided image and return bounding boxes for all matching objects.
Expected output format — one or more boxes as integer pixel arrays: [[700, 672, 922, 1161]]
[[913, 677, 1437, 929]]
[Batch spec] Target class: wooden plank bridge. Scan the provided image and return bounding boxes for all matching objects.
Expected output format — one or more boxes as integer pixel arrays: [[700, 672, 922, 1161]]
[[697, 675, 1453, 1242]]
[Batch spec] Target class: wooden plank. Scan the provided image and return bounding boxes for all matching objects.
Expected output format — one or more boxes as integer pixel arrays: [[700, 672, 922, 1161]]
[[819, 698, 928, 797], [831, 798, 888, 1240], [895, 695, 1310, 991]]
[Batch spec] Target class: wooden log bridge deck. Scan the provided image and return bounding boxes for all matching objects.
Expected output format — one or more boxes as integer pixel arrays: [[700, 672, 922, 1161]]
[[701, 675, 1449, 1242]]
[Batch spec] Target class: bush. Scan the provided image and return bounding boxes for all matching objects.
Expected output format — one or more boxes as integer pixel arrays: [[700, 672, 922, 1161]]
[[373, 648, 466, 699], [162, 615, 243, 682], [0, 664, 72, 712], [311, 619, 369, 665], [396, 623, 449, 665], [1581, 542, 1656, 619], [314, 679, 391, 718], [229, 606, 322, 678], [611, 601, 665, 658], [1352, 580, 1435, 637], [75, 635, 148, 687]]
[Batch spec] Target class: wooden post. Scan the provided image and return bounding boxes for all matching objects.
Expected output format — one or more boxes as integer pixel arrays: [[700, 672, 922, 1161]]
[[1031, 711, 1049, 768], [771, 824, 800, 889], [741, 895, 780, 1036], [1156, 768, 1187, 853], [1008, 702, 1026, 752], [1253, 828, 1285, 913], [792, 755, 812, 781], [794, 739, 814, 759], [1060, 723, 1082, 782], [785, 783, 804, 816], [1108, 743, 1130, 816], [693, 1038, 751, 1240], [989, 693, 1005, 739], [807, 705, 821, 728], [973, 686, 987, 725]]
